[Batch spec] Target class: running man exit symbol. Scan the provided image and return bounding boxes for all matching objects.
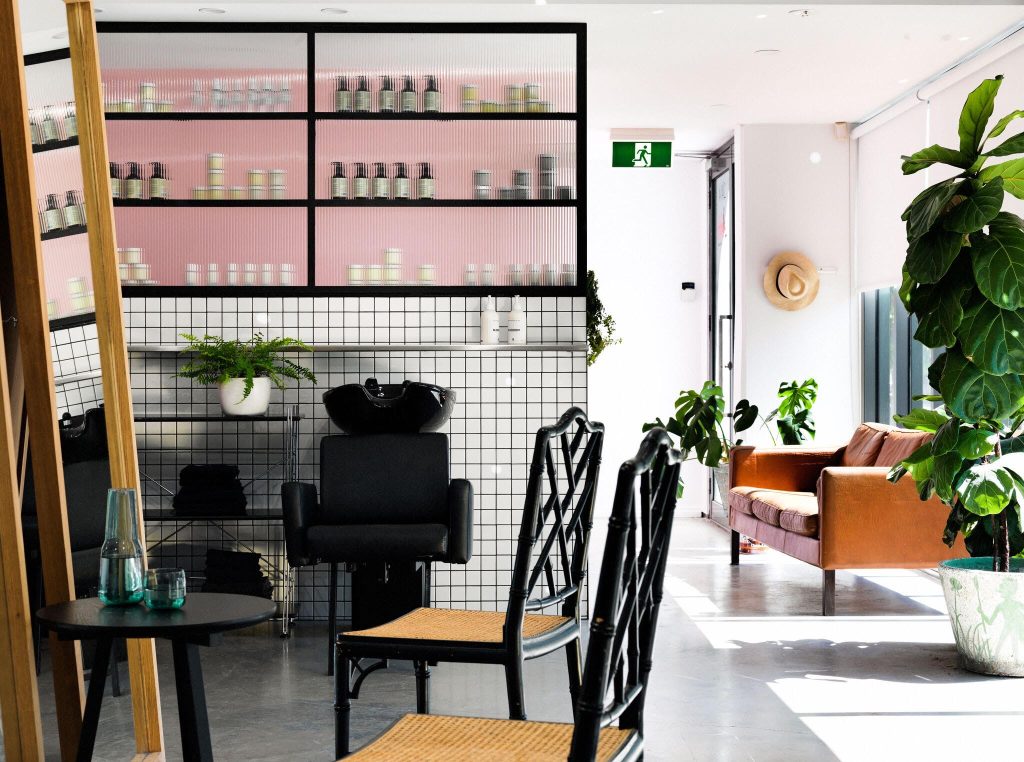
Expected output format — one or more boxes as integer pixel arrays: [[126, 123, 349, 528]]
[[612, 141, 672, 168]]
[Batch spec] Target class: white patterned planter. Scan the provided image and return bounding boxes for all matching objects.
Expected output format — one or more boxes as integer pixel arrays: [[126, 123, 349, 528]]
[[218, 377, 270, 417], [939, 557, 1024, 677]]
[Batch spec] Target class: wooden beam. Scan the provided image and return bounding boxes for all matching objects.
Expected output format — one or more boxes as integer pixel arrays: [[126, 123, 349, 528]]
[[63, 1, 166, 756], [0, 2, 87, 759], [0, 153, 44, 762]]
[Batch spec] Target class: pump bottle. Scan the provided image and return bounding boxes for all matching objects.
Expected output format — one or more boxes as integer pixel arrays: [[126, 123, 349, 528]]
[[372, 162, 389, 199], [353, 162, 369, 199], [393, 162, 411, 199], [334, 76, 353, 113], [400, 76, 417, 112], [481, 296, 500, 345], [331, 161, 348, 199], [507, 295, 526, 345], [417, 162, 435, 200]]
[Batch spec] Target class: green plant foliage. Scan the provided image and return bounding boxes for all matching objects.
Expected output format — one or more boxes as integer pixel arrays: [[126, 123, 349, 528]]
[[769, 378, 817, 445], [893, 74, 1024, 569], [174, 333, 316, 400], [585, 270, 621, 366]]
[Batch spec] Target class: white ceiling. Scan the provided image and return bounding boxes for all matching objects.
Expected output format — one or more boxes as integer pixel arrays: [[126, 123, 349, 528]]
[[18, 2, 1024, 150]]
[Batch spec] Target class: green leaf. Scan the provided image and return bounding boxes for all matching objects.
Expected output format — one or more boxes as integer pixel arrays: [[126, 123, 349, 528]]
[[905, 228, 964, 284], [928, 352, 947, 394], [901, 144, 971, 175], [902, 179, 961, 241], [955, 428, 998, 460], [899, 266, 915, 311], [733, 399, 759, 432], [933, 451, 964, 502], [971, 213, 1024, 310], [957, 460, 1016, 516], [957, 300, 1024, 376], [958, 76, 1002, 157], [940, 349, 1024, 423], [911, 278, 966, 348], [985, 132, 1024, 158], [902, 442, 935, 484], [931, 419, 960, 456], [986, 109, 1024, 142], [943, 178, 1004, 234], [979, 157, 1024, 199], [893, 407, 948, 433]]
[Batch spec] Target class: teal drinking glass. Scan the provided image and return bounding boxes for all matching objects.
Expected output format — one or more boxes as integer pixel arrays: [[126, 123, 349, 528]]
[[144, 568, 187, 609], [98, 488, 145, 606]]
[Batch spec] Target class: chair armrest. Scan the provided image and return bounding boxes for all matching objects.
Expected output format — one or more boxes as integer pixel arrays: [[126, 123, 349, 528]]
[[282, 481, 318, 568], [817, 467, 964, 569], [446, 479, 474, 564], [729, 445, 840, 493]]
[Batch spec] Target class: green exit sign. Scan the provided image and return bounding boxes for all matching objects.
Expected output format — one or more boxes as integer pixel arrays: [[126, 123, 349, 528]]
[[612, 141, 672, 168]]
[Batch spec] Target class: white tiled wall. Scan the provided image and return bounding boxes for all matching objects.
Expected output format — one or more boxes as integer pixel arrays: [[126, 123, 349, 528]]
[[51, 295, 588, 621]]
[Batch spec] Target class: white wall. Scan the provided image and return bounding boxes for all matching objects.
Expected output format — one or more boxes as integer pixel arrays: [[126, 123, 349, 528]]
[[735, 124, 855, 448], [586, 129, 709, 517]]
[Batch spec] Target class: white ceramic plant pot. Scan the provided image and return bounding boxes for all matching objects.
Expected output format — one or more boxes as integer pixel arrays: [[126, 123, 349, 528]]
[[939, 557, 1024, 677], [219, 377, 270, 416], [713, 464, 730, 504]]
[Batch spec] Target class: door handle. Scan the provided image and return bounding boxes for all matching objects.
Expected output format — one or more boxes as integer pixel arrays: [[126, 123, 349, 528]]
[[717, 314, 733, 380]]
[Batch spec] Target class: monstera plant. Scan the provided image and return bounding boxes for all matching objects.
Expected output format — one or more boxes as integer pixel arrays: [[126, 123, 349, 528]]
[[889, 75, 1024, 675], [769, 378, 818, 445]]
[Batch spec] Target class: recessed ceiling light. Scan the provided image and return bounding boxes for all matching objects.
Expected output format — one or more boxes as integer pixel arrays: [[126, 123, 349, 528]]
[[897, 77, 909, 84], [809, 151, 822, 164], [754, 49, 780, 55], [755, 13, 768, 19], [52, 30, 68, 39], [710, 103, 730, 109], [789, 9, 812, 18], [958, 35, 971, 42], [321, 7, 348, 13], [198, 7, 226, 13], [535, 0, 547, 5]]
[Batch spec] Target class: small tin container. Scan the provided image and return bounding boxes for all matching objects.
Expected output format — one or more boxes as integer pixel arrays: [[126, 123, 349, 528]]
[[366, 264, 383, 285], [124, 247, 143, 264], [132, 263, 150, 281], [119, 98, 135, 112], [524, 83, 541, 100], [248, 169, 266, 188], [185, 264, 200, 286], [244, 263, 257, 286], [249, 186, 267, 200], [192, 186, 208, 200], [463, 264, 477, 286], [498, 187, 515, 200], [505, 84, 524, 112], [47, 299, 58, 319], [561, 264, 577, 287], [529, 264, 542, 286], [227, 264, 239, 286], [229, 186, 246, 200], [141, 100, 157, 113], [544, 263, 558, 286], [508, 263, 524, 287], [207, 263, 220, 286], [118, 263, 131, 282], [481, 263, 495, 287], [261, 264, 275, 286], [207, 168, 225, 187], [139, 82, 157, 101], [269, 169, 286, 187], [207, 153, 225, 170], [418, 264, 436, 284], [461, 84, 479, 113], [279, 264, 294, 286], [538, 154, 557, 172], [208, 186, 225, 200], [385, 265, 402, 283], [67, 276, 85, 295], [556, 186, 574, 200], [384, 248, 402, 266], [157, 100, 174, 113], [348, 264, 365, 285], [513, 169, 531, 188], [269, 186, 286, 200]]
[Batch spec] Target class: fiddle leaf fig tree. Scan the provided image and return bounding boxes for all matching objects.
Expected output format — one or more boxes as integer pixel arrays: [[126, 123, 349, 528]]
[[889, 74, 1024, 572]]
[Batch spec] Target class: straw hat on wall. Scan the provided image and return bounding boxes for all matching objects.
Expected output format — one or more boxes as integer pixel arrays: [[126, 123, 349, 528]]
[[763, 252, 820, 311]]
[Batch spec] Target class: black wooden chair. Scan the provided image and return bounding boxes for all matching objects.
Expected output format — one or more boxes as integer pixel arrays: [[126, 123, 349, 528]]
[[282, 432, 473, 675], [334, 407, 605, 756], [335, 427, 681, 760]]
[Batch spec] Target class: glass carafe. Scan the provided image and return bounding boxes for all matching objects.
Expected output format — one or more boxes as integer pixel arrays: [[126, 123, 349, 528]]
[[98, 488, 145, 606]]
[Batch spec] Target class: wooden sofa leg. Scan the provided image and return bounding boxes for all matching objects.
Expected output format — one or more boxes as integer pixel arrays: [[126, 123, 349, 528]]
[[730, 531, 740, 566], [822, 570, 835, 616]]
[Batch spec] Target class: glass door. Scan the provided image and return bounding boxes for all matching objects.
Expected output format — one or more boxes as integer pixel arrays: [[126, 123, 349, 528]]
[[707, 142, 734, 525]]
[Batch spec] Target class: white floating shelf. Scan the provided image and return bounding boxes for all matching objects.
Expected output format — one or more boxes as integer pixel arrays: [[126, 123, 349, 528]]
[[127, 343, 586, 354]]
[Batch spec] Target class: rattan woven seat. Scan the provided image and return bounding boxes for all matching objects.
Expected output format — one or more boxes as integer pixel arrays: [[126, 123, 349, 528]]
[[342, 607, 572, 644], [343, 714, 635, 762]]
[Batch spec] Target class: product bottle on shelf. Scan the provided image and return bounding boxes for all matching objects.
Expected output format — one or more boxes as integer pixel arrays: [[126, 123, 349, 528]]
[[334, 76, 353, 113], [149, 162, 169, 200], [379, 76, 396, 113], [41, 194, 64, 232], [393, 162, 411, 199], [372, 162, 389, 199], [330, 161, 348, 199], [354, 76, 371, 112], [247, 78, 261, 112], [423, 75, 441, 113], [41, 106, 61, 143], [64, 101, 77, 139], [353, 162, 369, 199], [480, 296, 500, 345], [29, 114, 44, 146], [417, 162, 435, 200], [400, 76, 417, 113], [507, 295, 526, 345], [109, 162, 122, 199], [124, 162, 143, 200], [191, 80, 204, 111], [63, 191, 85, 228]]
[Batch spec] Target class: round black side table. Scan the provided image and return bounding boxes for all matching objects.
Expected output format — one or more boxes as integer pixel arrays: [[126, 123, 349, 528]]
[[37, 592, 276, 762]]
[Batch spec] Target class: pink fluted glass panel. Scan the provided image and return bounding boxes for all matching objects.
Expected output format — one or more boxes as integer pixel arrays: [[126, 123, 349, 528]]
[[99, 33, 307, 112], [316, 120, 575, 200], [114, 208, 307, 287], [315, 207, 575, 287], [106, 121, 307, 199], [42, 236, 94, 320], [315, 33, 576, 113], [33, 146, 84, 201]]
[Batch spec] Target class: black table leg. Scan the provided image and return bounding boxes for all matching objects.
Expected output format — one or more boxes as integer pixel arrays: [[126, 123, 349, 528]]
[[78, 635, 112, 762], [171, 639, 214, 762]]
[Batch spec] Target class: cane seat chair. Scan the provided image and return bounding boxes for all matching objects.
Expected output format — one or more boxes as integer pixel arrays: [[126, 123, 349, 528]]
[[336, 428, 682, 761], [335, 407, 605, 755]]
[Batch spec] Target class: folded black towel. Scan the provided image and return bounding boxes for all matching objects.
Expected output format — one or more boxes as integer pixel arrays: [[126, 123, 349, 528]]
[[201, 579, 274, 600], [172, 484, 247, 515], [179, 464, 241, 488], [205, 548, 263, 574]]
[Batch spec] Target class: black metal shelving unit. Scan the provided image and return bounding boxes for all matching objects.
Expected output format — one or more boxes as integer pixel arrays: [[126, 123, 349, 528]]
[[40, 225, 87, 242], [98, 22, 587, 297], [32, 136, 79, 154]]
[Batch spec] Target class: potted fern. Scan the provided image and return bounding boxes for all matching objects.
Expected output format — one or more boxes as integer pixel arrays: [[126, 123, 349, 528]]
[[890, 74, 1024, 675], [175, 333, 317, 416]]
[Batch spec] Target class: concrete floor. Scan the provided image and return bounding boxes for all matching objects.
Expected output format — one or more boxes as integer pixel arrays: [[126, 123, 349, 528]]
[[22, 518, 1024, 761]]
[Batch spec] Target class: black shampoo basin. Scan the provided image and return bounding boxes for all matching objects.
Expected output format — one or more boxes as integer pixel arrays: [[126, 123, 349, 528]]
[[322, 378, 455, 434]]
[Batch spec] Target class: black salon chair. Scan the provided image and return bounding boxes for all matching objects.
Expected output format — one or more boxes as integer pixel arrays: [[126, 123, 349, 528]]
[[282, 432, 473, 674]]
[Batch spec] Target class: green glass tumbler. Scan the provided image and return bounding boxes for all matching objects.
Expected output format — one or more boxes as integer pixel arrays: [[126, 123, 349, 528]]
[[144, 568, 187, 609], [98, 488, 145, 606]]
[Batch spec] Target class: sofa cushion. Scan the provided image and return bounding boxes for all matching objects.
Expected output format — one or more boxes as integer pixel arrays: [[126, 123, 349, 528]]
[[728, 486, 761, 516], [750, 489, 819, 538], [840, 423, 890, 466], [875, 429, 933, 467]]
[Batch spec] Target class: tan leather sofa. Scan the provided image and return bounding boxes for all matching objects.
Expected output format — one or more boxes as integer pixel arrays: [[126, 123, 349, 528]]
[[728, 423, 966, 614]]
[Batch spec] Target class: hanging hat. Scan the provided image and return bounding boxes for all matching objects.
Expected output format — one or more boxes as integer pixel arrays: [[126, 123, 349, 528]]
[[763, 251, 820, 311]]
